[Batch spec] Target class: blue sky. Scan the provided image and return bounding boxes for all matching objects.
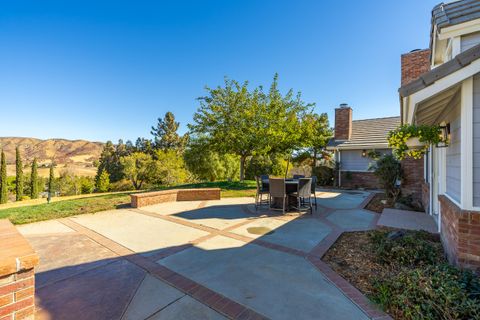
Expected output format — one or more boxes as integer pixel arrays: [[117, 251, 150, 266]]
[[0, 0, 440, 142]]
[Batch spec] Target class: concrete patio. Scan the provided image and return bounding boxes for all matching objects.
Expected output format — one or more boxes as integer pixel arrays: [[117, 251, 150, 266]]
[[19, 190, 396, 320]]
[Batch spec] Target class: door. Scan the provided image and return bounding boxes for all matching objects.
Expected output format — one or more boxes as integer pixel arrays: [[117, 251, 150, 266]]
[[431, 147, 440, 216]]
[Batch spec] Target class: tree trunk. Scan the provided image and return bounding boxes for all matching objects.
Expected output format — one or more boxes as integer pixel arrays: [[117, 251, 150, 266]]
[[240, 156, 247, 181]]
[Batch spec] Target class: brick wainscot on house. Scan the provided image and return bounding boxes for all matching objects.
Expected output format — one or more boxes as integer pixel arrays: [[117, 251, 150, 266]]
[[400, 0, 480, 270], [326, 104, 400, 189]]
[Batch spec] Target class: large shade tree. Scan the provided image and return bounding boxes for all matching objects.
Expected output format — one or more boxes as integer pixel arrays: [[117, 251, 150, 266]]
[[189, 74, 312, 180], [302, 112, 333, 168]]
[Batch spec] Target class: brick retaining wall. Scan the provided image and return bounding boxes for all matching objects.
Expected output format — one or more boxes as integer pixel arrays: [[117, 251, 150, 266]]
[[439, 195, 480, 271], [0, 220, 39, 320], [340, 172, 381, 189], [131, 188, 221, 208]]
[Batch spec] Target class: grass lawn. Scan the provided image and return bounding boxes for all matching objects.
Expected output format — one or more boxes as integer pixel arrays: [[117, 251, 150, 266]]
[[0, 181, 256, 225], [0, 193, 132, 225]]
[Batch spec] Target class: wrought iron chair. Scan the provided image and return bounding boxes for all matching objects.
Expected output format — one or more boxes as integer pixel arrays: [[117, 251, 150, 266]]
[[255, 176, 270, 210], [269, 178, 287, 214]]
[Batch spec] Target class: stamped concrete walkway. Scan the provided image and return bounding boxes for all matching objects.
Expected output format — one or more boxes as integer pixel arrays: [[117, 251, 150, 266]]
[[18, 190, 393, 320]]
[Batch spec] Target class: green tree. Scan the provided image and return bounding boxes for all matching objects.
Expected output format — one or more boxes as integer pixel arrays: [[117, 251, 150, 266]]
[[96, 141, 124, 182], [153, 150, 190, 186], [184, 137, 239, 182], [79, 176, 95, 194], [120, 152, 156, 190], [302, 113, 333, 169], [189, 74, 311, 180], [30, 158, 39, 199], [0, 150, 7, 204], [95, 169, 110, 192], [151, 112, 188, 151], [15, 146, 23, 201], [48, 164, 55, 199]]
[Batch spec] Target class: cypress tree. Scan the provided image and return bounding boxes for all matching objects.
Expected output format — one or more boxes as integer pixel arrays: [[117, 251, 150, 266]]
[[30, 158, 39, 199], [48, 164, 55, 200], [0, 150, 7, 204], [15, 146, 23, 201]]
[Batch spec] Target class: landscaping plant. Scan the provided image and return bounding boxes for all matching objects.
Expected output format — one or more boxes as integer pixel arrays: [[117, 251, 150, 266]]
[[388, 124, 447, 160], [371, 154, 402, 202], [368, 230, 480, 320]]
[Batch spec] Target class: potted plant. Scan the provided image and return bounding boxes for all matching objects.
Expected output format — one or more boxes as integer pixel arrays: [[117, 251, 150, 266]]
[[388, 124, 447, 160]]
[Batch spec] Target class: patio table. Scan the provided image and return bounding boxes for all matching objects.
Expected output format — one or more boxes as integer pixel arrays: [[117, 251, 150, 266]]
[[262, 179, 300, 211]]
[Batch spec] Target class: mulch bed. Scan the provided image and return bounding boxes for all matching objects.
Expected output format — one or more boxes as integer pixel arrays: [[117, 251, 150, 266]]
[[322, 229, 394, 295], [365, 193, 392, 213]]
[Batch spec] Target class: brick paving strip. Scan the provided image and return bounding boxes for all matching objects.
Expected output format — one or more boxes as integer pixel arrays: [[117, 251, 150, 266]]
[[132, 198, 391, 320], [58, 218, 269, 320], [55, 192, 390, 320]]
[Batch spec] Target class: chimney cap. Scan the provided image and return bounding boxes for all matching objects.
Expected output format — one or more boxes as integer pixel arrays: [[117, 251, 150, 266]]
[[339, 103, 350, 108]]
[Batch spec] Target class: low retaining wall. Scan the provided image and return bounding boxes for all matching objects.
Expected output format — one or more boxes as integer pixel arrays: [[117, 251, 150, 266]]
[[339, 171, 381, 189], [0, 219, 39, 320], [131, 188, 221, 208]]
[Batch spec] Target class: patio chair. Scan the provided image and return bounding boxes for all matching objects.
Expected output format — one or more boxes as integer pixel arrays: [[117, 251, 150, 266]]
[[269, 178, 287, 214], [255, 176, 270, 210], [310, 175, 318, 208], [292, 178, 313, 214], [293, 174, 305, 179]]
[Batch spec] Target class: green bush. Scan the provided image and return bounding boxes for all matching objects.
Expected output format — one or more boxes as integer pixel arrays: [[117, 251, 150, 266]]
[[312, 165, 334, 185], [369, 230, 443, 267], [370, 154, 402, 201], [372, 264, 480, 320]]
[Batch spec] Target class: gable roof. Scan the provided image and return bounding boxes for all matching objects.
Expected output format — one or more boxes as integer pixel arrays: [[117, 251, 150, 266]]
[[327, 116, 400, 150], [432, 0, 480, 30], [399, 43, 480, 97]]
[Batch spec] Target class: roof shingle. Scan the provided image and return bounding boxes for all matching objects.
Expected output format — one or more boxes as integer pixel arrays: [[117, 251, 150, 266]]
[[432, 0, 480, 30], [327, 116, 400, 150]]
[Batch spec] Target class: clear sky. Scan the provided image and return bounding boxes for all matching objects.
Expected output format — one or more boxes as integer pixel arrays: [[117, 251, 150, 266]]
[[0, 0, 441, 142]]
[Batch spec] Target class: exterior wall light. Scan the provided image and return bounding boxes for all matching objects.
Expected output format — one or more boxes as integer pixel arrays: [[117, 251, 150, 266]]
[[361, 149, 367, 157], [437, 123, 450, 148]]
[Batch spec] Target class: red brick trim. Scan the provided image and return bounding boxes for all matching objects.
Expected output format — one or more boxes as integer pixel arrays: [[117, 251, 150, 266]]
[[439, 195, 480, 271], [131, 188, 221, 208], [308, 257, 391, 320], [59, 218, 268, 320]]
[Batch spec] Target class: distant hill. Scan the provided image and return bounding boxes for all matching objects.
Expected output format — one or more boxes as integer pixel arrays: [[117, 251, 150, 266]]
[[0, 137, 104, 177]]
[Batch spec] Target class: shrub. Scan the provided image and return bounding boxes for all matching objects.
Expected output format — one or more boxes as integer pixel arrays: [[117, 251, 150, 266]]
[[372, 264, 480, 320], [312, 165, 334, 185], [369, 230, 443, 267], [109, 179, 135, 191], [370, 154, 402, 201]]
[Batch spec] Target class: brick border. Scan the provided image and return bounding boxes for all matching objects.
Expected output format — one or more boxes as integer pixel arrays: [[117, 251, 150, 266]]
[[51, 191, 390, 320], [58, 218, 268, 320]]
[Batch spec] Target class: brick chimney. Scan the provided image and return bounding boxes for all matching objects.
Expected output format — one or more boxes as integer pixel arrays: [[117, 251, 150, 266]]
[[401, 49, 431, 86], [334, 104, 352, 140]]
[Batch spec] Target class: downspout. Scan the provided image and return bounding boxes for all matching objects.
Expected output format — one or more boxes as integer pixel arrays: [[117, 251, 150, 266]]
[[337, 149, 341, 187]]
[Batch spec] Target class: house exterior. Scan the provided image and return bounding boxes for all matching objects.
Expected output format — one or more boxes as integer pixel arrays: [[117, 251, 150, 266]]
[[400, 0, 480, 270], [326, 105, 400, 189]]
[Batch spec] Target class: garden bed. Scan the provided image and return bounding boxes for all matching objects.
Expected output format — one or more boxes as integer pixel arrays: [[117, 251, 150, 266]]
[[323, 229, 480, 320]]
